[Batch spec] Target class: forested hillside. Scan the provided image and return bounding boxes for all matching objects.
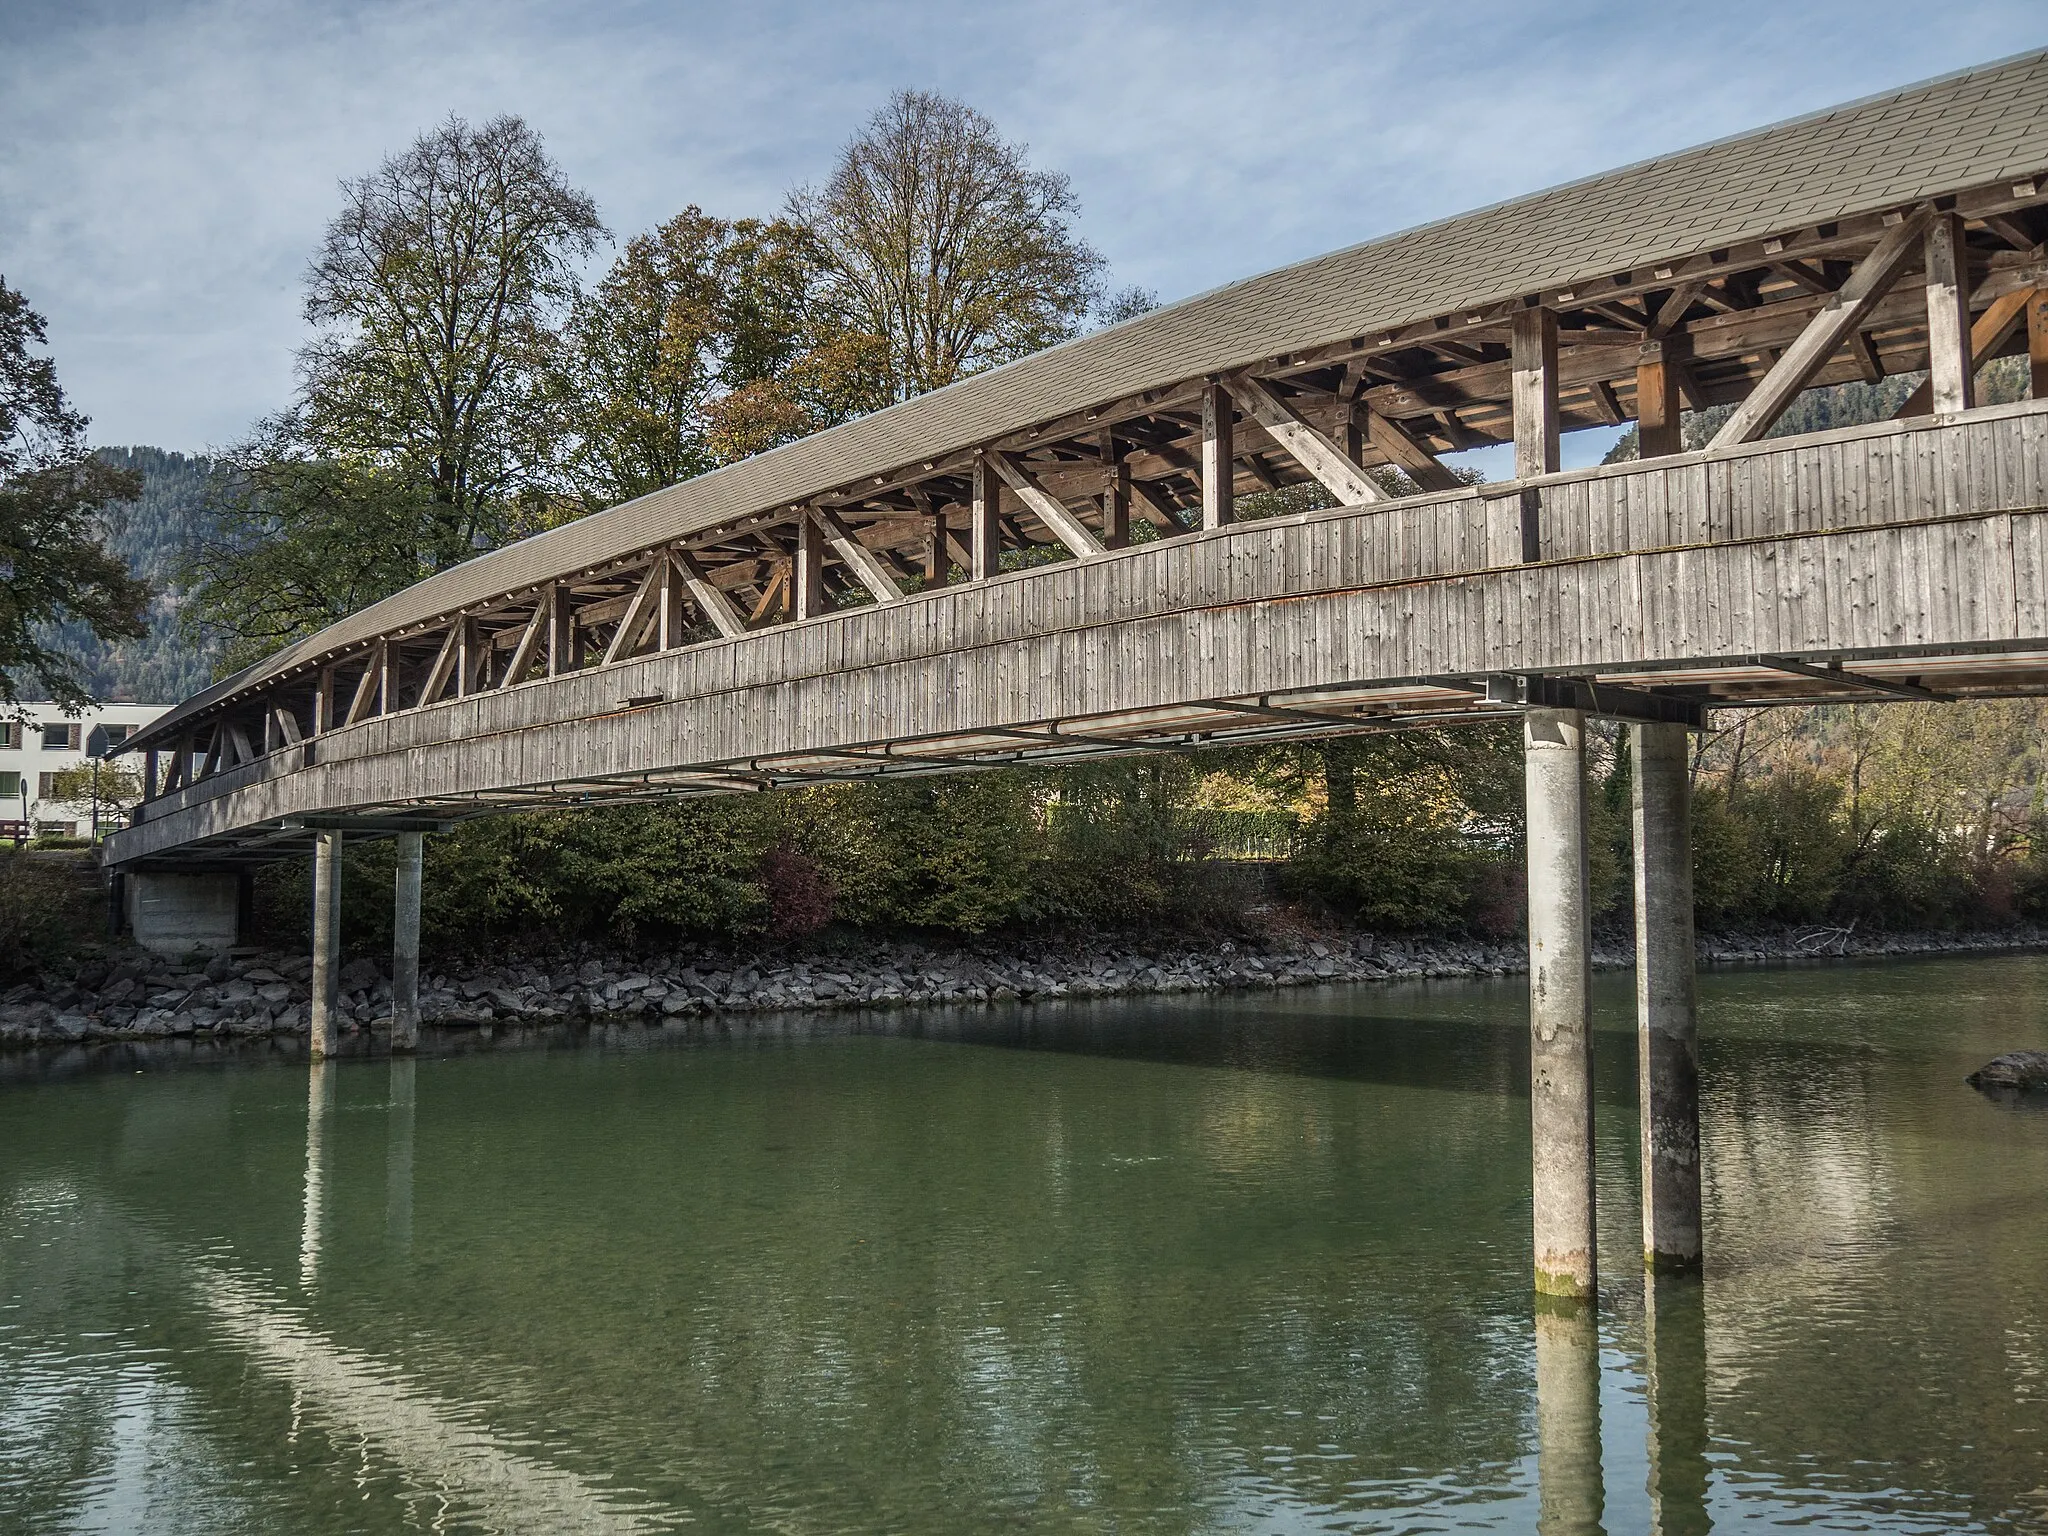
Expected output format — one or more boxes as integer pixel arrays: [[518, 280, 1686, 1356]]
[[42, 447, 221, 703]]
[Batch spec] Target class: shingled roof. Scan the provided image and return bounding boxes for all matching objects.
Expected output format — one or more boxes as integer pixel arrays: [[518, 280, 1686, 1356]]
[[133, 48, 2048, 749]]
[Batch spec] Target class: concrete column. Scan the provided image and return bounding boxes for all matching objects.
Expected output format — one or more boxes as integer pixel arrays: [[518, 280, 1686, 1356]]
[[1525, 707, 1597, 1301], [1534, 1303, 1605, 1535], [1631, 722, 1702, 1271], [310, 830, 343, 1060], [392, 831, 423, 1052]]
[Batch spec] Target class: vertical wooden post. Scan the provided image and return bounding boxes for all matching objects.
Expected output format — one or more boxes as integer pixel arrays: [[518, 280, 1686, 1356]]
[[1513, 307, 1561, 478], [377, 639, 397, 716], [924, 507, 948, 586], [1341, 399, 1365, 466], [142, 748, 159, 802], [310, 830, 343, 1060], [456, 616, 476, 698], [1101, 433, 1130, 550], [263, 707, 279, 755], [794, 510, 825, 619], [1636, 339, 1684, 458], [972, 454, 1000, 581], [1513, 307, 1560, 564], [1201, 381, 1235, 530], [2028, 288, 2048, 401], [392, 831, 422, 1053], [547, 583, 575, 676], [1923, 212, 1974, 414], [657, 553, 680, 650], [314, 669, 334, 735]]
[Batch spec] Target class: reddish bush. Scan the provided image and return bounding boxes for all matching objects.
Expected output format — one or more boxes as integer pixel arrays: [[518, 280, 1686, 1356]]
[[759, 844, 834, 937]]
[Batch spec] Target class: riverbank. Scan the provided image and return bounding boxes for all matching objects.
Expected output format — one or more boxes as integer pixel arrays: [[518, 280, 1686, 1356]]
[[5, 920, 2046, 1052]]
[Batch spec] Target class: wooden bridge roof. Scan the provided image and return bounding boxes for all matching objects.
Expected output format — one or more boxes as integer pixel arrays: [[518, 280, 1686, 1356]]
[[132, 48, 2048, 753]]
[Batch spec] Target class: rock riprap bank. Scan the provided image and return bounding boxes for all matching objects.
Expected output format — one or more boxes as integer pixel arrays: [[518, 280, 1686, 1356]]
[[3, 924, 2044, 1050]]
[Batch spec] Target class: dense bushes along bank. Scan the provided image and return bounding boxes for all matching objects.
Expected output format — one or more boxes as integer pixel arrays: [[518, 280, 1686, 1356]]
[[238, 705, 2048, 969], [8, 700, 2045, 987]]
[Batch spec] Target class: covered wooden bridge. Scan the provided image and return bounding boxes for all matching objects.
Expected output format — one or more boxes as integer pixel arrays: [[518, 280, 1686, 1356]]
[[105, 52, 2048, 1300]]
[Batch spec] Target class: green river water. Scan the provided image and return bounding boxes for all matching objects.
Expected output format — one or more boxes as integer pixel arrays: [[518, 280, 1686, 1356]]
[[2, 955, 2045, 1533]]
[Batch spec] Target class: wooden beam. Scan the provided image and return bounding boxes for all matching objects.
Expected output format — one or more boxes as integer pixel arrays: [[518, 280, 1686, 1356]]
[[500, 601, 547, 686], [675, 548, 746, 639], [1362, 406, 1460, 493], [227, 722, 257, 766], [1511, 307, 1560, 478], [1709, 207, 1931, 448], [971, 454, 1000, 580], [313, 668, 335, 735], [271, 704, 303, 747], [1647, 279, 1708, 339], [988, 451, 1107, 557], [1101, 434, 1130, 549], [1636, 338, 1684, 458], [2033, 288, 2048, 400], [603, 562, 665, 664], [344, 641, 385, 726], [1896, 285, 2034, 417], [793, 511, 826, 619], [749, 560, 791, 625], [815, 506, 904, 604], [547, 583, 579, 676], [1200, 381, 1235, 528], [379, 641, 398, 718], [419, 624, 461, 706], [1923, 212, 1974, 414], [1850, 331, 1885, 383], [1229, 374, 1387, 504]]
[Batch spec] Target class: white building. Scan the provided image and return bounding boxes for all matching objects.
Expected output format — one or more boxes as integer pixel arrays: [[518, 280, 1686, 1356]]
[[1, 701, 176, 839]]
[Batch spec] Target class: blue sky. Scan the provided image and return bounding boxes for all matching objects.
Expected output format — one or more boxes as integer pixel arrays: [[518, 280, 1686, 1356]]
[[2, 0, 2042, 465]]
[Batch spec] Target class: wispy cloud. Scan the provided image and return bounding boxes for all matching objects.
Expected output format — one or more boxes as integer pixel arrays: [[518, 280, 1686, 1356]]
[[2, 0, 2040, 450]]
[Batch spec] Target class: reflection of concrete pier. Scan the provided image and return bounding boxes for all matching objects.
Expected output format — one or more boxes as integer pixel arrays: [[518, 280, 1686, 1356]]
[[385, 1056, 415, 1252], [1644, 1276, 1710, 1536], [1534, 1302, 1605, 1534], [299, 1060, 334, 1290]]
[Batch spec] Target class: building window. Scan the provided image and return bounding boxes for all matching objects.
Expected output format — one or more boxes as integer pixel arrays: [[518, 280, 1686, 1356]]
[[0, 722, 18, 749], [39, 773, 59, 798], [101, 723, 132, 745], [42, 723, 80, 751], [0, 771, 18, 798]]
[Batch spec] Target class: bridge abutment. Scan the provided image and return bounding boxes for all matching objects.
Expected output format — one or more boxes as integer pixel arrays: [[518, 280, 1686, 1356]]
[[1632, 723, 1703, 1272], [1525, 707, 1598, 1302], [392, 832, 423, 1052], [126, 871, 242, 956], [310, 831, 343, 1060]]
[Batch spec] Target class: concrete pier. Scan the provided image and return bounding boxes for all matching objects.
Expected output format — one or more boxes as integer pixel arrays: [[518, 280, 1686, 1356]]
[[309, 831, 343, 1060], [1631, 722, 1703, 1271], [392, 831, 423, 1052], [126, 870, 240, 956], [1525, 707, 1598, 1301]]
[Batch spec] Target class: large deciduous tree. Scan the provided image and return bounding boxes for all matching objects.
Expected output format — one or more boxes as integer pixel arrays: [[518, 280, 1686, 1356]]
[[788, 90, 1105, 401], [297, 113, 603, 555], [189, 116, 603, 667], [0, 277, 147, 708]]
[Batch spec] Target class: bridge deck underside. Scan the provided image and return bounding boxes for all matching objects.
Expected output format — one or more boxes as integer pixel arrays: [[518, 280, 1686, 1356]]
[[108, 402, 2048, 869]]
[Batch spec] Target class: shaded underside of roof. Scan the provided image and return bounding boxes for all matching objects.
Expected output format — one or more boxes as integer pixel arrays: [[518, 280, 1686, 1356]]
[[146, 48, 2048, 740]]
